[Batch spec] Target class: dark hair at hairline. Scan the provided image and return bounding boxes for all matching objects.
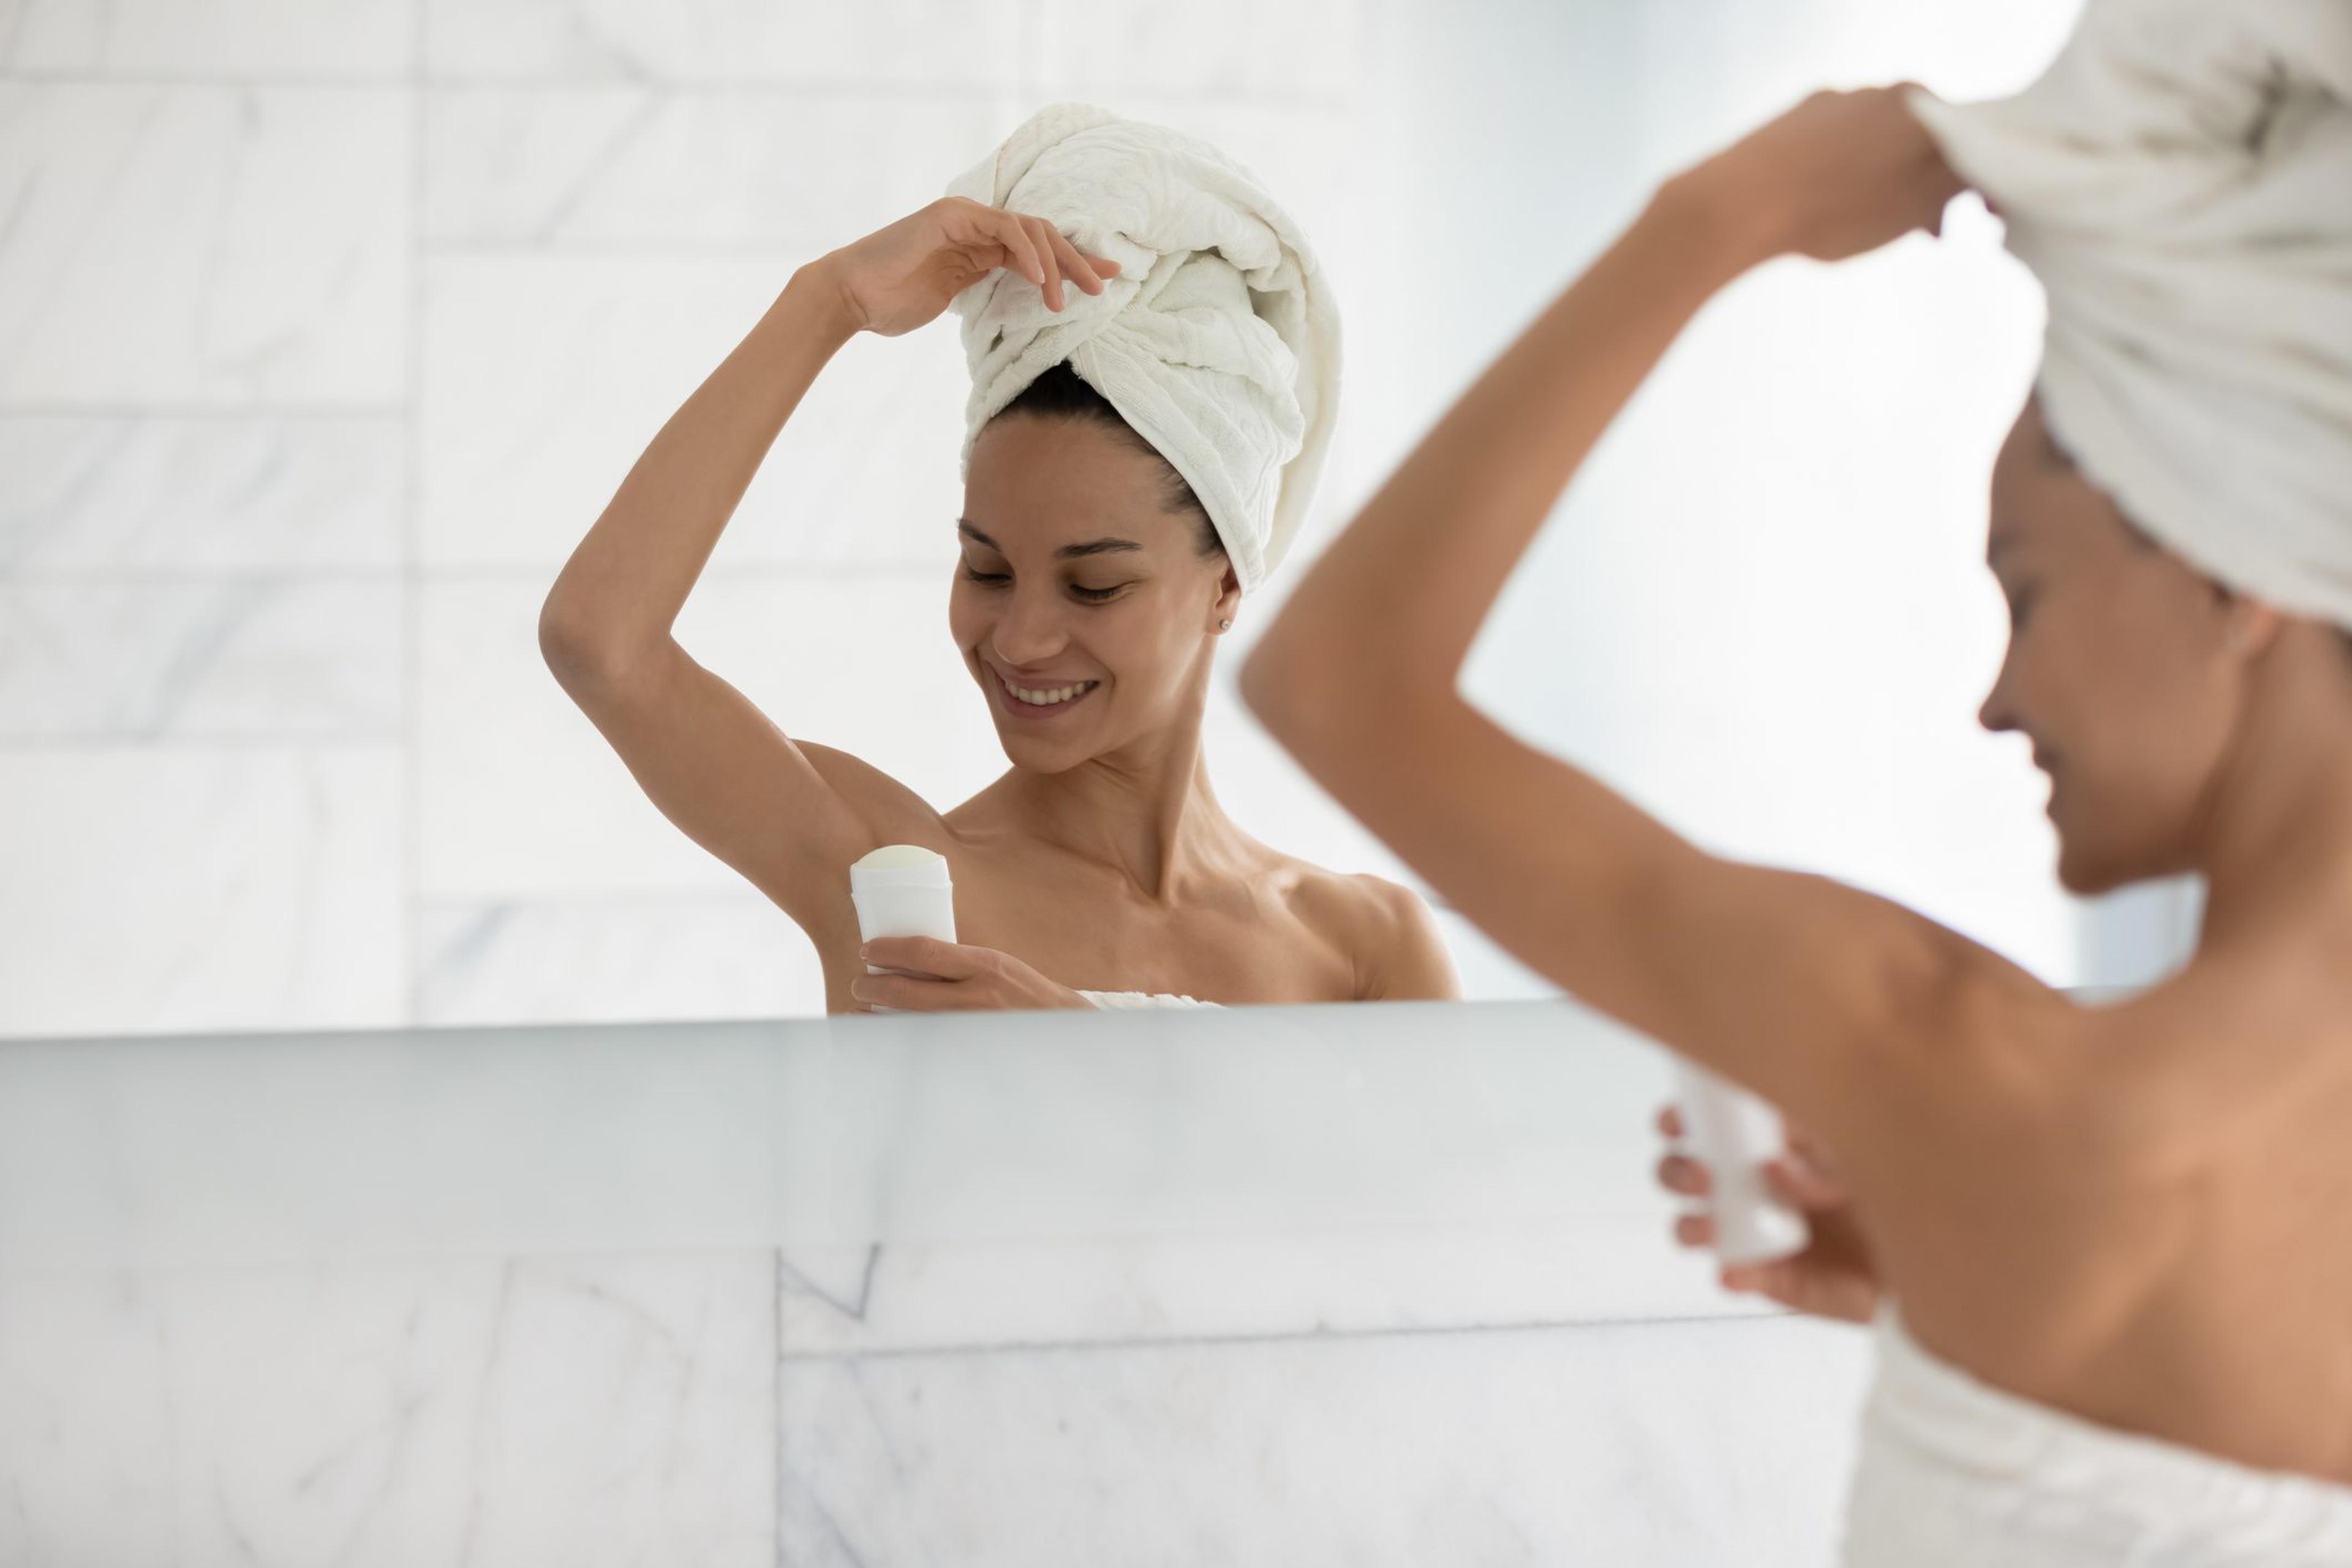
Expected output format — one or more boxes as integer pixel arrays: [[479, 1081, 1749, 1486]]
[[993, 362, 1226, 561]]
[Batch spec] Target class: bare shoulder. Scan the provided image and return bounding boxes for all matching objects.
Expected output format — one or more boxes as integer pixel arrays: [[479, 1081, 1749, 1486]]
[[2073, 938, 2352, 1153], [1282, 864, 1460, 1002]]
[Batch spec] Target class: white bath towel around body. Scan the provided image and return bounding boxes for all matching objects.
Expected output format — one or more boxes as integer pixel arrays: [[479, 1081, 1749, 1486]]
[[1907, 0, 2352, 629], [944, 104, 1341, 595], [1845, 1308, 2352, 1566]]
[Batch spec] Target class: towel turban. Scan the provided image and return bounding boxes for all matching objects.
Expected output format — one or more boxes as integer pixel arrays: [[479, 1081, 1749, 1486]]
[[1908, 0, 2352, 628], [944, 104, 1341, 594]]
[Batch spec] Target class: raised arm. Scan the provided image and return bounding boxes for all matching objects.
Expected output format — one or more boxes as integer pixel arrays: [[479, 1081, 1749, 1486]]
[[539, 199, 1118, 931], [1242, 89, 2050, 1136]]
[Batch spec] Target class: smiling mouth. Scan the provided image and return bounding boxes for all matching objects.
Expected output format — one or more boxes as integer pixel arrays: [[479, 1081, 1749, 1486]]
[[991, 667, 1101, 718], [2034, 753, 2062, 813]]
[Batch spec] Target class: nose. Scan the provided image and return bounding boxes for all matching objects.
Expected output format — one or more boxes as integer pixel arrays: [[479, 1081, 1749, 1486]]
[[1978, 663, 2018, 736], [989, 584, 1071, 670]]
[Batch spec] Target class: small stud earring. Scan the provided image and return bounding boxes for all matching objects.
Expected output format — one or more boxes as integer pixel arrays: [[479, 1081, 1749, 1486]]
[[1218, 618, 1233, 632]]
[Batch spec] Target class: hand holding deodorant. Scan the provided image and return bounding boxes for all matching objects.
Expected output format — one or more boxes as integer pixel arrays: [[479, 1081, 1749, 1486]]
[[848, 846, 957, 1009], [1671, 1057, 1809, 1267]]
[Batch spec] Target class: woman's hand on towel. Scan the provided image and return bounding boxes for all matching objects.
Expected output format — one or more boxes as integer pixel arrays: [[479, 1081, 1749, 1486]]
[[853, 936, 1093, 1012], [807, 197, 1121, 339], [1675, 84, 1966, 268], [1656, 1104, 1883, 1324]]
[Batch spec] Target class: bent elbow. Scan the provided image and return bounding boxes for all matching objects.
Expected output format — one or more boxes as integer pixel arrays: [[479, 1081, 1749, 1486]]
[[537, 592, 592, 685], [538, 590, 639, 698]]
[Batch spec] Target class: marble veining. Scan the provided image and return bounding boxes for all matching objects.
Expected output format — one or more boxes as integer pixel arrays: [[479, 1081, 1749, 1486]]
[[0, 417, 403, 575], [0, 85, 408, 408], [773, 1314, 1867, 1568], [417, 255, 970, 570], [1, 0, 410, 78], [0, 1251, 775, 1567], [0, 581, 400, 741], [416, 891, 827, 1025], [0, 1002, 1873, 1563], [423, 89, 1001, 251], [421, 0, 1030, 87]]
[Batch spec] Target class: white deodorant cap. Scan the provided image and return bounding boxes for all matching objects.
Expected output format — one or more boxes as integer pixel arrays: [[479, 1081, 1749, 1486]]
[[849, 844, 952, 889]]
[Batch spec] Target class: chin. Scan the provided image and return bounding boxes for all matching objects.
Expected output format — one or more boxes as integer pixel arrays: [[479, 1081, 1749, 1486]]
[[2055, 851, 2125, 897], [993, 729, 1087, 774], [2053, 831, 2168, 898], [2051, 810, 2113, 891]]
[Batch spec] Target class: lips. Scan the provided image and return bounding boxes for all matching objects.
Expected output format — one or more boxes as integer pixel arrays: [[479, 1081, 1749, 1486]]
[[989, 665, 1101, 720], [2032, 750, 2062, 815]]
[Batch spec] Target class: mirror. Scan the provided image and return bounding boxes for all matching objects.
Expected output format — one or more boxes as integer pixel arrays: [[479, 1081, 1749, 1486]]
[[0, 0, 2185, 1043]]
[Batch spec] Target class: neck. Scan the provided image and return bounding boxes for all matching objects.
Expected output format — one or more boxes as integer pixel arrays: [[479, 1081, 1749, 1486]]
[[2195, 629, 2352, 948], [992, 669, 1238, 903]]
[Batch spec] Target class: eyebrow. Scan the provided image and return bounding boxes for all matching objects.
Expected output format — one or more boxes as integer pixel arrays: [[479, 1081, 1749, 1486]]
[[957, 521, 1145, 560]]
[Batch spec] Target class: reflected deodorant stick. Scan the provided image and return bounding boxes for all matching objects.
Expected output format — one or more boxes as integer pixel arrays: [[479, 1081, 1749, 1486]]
[[848, 846, 957, 1008], [1671, 1057, 1809, 1267]]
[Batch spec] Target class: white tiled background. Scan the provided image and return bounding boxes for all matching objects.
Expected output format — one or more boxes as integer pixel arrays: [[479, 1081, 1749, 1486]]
[[1, 0, 2182, 1039]]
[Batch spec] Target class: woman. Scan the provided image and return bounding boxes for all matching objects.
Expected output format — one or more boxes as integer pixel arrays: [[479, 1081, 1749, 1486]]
[[1244, 1, 2352, 1559], [541, 107, 1455, 1016]]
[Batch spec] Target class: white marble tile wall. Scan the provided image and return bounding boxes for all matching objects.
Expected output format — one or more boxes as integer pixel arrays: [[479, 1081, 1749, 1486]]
[[0, 1006, 1877, 1564], [0, 746, 405, 1035], [0, 1242, 1869, 1567], [774, 1311, 1867, 1568], [0, 0, 1479, 1038], [0, 1250, 782, 1567], [0, 85, 412, 406]]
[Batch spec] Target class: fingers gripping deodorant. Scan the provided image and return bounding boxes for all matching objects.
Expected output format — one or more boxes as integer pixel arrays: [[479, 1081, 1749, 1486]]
[[848, 846, 957, 1009], [1671, 1058, 1810, 1266]]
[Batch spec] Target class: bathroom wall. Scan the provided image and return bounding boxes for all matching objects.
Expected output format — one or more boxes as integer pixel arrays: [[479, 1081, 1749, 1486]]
[[0, 1000, 1880, 1566], [1, 0, 2163, 1040]]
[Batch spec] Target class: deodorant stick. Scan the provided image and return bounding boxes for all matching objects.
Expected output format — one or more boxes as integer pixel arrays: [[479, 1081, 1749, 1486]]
[[848, 846, 957, 1007], [1670, 1057, 1809, 1267]]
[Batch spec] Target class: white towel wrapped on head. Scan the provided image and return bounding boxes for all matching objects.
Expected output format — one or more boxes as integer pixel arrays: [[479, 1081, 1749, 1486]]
[[945, 104, 1341, 594], [1907, 0, 2352, 629]]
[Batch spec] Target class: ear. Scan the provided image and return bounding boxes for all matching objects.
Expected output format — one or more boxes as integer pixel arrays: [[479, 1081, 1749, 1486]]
[[1212, 561, 1243, 633]]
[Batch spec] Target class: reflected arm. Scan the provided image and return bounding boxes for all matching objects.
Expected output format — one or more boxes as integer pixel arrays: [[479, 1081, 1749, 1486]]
[[1243, 179, 2050, 1134]]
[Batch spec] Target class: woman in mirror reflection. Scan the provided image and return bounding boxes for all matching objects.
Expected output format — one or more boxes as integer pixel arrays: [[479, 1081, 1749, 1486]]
[[542, 105, 1457, 1016], [1246, 0, 2352, 1561]]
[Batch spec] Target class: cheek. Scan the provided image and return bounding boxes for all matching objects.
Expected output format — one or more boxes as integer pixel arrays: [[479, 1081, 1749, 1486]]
[[946, 580, 987, 652], [2101, 579, 2228, 741], [2053, 592, 2228, 843], [1089, 593, 1194, 694], [2038, 573, 2184, 724]]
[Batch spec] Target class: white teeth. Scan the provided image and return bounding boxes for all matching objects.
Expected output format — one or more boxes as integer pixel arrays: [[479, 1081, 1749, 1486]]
[[1008, 679, 1093, 706]]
